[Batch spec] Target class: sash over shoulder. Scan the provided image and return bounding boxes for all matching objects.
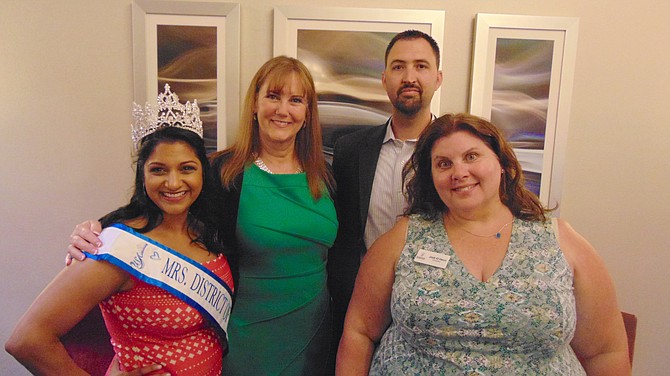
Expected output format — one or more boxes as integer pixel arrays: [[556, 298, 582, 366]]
[[86, 223, 233, 341]]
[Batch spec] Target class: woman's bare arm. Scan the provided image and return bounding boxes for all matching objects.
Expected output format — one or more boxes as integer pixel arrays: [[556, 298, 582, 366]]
[[6, 258, 128, 375], [336, 218, 408, 375], [557, 219, 631, 375]]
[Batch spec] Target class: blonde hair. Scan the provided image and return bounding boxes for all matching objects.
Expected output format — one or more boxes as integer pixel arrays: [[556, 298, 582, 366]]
[[210, 56, 333, 199]]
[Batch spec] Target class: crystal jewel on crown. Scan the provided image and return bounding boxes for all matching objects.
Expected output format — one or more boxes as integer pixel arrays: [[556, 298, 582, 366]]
[[131, 83, 203, 148]]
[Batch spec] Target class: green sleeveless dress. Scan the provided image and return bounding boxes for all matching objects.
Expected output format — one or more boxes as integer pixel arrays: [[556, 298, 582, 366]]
[[370, 215, 585, 375], [221, 164, 337, 375]]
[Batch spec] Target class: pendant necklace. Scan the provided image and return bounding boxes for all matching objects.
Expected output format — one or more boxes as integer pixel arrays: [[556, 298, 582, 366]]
[[459, 220, 514, 239]]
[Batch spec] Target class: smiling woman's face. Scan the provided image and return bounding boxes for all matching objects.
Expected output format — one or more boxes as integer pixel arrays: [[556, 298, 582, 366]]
[[431, 130, 503, 214], [143, 141, 203, 219], [255, 72, 307, 149]]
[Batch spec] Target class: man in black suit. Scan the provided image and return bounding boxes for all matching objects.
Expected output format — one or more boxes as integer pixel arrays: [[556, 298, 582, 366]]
[[328, 30, 443, 348]]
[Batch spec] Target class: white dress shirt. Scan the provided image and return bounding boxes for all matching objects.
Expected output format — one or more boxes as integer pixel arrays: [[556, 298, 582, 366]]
[[364, 120, 417, 250]]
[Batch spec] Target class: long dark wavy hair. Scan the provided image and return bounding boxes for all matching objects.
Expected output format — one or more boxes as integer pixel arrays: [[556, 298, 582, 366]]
[[403, 113, 552, 221], [99, 127, 223, 255]]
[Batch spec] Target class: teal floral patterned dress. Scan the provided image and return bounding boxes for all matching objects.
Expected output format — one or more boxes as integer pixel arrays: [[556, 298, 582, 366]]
[[369, 215, 585, 375]]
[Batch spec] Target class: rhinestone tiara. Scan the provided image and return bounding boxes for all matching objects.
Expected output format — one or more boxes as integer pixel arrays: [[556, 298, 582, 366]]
[[131, 83, 203, 148]]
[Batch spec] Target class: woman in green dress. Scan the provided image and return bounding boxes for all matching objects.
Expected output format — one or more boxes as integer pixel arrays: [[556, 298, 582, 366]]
[[210, 56, 337, 375]]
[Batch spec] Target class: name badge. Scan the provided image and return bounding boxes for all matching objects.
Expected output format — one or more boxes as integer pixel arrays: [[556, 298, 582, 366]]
[[414, 249, 450, 269]]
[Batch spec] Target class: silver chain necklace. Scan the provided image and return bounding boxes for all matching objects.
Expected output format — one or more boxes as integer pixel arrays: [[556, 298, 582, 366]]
[[459, 220, 513, 239], [254, 158, 303, 174]]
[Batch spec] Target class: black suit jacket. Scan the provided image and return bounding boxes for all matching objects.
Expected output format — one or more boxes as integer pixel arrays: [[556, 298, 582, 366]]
[[328, 122, 388, 342]]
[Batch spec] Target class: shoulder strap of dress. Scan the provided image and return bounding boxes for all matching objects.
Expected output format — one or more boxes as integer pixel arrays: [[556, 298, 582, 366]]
[[551, 217, 560, 239]]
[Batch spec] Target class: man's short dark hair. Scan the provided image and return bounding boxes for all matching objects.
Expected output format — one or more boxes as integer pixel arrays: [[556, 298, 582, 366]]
[[384, 30, 441, 68]]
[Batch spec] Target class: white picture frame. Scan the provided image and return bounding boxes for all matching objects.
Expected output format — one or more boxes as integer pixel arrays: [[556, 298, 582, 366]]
[[274, 6, 445, 157], [469, 13, 579, 209], [132, 0, 240, 151]]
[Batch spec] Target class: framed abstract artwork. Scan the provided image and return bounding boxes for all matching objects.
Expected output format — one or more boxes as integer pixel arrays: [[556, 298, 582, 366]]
[[469, 13, 579, 209], [132, 0, 240, 153], [274, 5, 445, 158]]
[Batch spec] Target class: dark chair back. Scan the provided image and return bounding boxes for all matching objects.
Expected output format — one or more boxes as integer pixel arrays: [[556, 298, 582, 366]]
[[621, 311, 637, 366]]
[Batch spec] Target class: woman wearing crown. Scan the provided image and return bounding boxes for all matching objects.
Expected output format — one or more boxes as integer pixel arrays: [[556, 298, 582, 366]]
[[6, 85, 234, 376], [66, 57, 338, 374]]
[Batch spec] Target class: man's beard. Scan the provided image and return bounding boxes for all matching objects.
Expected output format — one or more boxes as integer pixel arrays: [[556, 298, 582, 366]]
[[394, 95, 422, 115], [394, 84, 423, 115]]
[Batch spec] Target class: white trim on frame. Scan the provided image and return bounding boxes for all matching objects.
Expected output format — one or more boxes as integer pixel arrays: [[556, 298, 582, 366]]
[[273, 5, 445, 116], [469, 13, 579, 210], [132, 0, 240, 149]]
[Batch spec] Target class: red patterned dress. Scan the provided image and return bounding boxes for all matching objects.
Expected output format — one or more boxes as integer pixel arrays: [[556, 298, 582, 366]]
[[100, 254, 233, 376]]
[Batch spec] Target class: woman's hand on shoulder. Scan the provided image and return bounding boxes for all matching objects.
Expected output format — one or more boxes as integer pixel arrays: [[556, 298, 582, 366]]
[[66, 220, 103, 265], [555, 219, 631, 375]]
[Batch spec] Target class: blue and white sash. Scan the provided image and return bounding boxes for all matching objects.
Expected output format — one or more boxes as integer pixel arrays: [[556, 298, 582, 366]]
[[86, 223, 233, 340]]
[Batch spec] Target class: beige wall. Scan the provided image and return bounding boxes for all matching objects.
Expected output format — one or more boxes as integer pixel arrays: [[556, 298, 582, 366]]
[[2, 1, 668, 374]]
